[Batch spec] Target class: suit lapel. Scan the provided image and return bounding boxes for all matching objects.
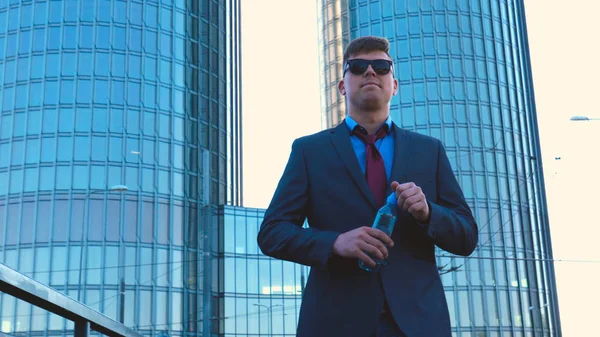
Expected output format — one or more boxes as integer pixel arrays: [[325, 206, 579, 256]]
[[329, 121, 378, 210], [387, 124, 412, 196]]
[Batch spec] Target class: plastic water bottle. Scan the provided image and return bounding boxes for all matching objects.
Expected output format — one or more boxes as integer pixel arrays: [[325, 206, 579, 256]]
[[359, 192, 398, 272]]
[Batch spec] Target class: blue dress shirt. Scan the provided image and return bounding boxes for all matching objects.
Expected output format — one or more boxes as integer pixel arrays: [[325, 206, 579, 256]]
[[345, 115, 395, 181]]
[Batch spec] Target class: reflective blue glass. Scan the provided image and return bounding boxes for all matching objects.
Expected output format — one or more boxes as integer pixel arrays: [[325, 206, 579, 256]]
[[1, 0, 242, 335]]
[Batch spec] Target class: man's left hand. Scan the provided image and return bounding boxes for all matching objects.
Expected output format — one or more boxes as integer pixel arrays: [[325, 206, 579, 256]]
[[391, 181, 430, 223]]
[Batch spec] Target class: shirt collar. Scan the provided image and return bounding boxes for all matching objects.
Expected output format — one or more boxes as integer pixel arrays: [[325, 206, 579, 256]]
[[345, 114, 393, 134]]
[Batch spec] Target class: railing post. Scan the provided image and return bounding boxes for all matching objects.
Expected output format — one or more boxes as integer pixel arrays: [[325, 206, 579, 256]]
[[74, 321, 90, 337]]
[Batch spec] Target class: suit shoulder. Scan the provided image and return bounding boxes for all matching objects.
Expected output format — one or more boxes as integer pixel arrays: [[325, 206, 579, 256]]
[[292, 127, 335, 146], [401, 128, 442, 147]]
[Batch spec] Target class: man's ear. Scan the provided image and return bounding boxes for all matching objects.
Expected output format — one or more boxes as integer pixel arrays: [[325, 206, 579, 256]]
[[338, 80, 346, 95], [392, 78, 398, 95]]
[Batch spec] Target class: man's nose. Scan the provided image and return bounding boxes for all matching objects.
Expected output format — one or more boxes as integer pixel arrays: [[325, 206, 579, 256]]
[[363, 64, 377, 76]]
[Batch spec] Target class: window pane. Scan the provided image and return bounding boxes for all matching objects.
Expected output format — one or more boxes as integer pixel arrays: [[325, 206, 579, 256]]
[[124, 200, 138, 242], [109, 136, 122, 162], [124, 247, 136, 285], [106, 200, 121, 242], [172, 292, 183, 330], [473, 290, 484, 326], [91, 136, 106, 161], [173, 204, 183, 246], [20, 202, 35, 244], [487, 290, 500, 326], [88, 199, 104, 241], [142, 201, 154, 243], [224, 257, 234, 292], [34, 247, 50, 285], [156, 291, 167, 327], [86, 246, 102, 285], [140, 247, 152, 282], [68, 246, 82, 285], [51, 246, 67, 286], [458, 290, 470, 327], [139, 290, 152, 327], [157, 249, 168, 286], [236, 258, 247, 293], [104, 246, 119, 285], [15, 299, 32, 332], [158, 203, 169, 244], [80, 25, 94, 49], [102, 289, 118, 321], [172, 250, 183, 288], [53, 200, 68, 242]]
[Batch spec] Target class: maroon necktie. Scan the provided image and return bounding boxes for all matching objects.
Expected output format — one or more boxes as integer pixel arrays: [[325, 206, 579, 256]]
[[353, 125, 388, 206]]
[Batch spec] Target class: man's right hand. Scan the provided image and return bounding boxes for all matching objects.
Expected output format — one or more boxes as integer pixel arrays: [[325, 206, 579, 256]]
[[331, 227, 395, 267]]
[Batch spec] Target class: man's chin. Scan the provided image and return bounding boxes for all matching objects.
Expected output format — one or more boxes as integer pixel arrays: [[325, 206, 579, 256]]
[[358, 100, 386, 111], [357, 97, 389, 111]]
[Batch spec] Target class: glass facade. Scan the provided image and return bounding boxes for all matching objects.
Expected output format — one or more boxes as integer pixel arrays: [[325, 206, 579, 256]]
[[317, 0, 350, 128], [220, 206, 306, 336], [0, 0, 241, 336], [318, 0, 561, 336]]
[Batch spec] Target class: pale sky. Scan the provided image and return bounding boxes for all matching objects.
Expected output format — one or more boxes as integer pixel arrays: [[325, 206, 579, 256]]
[[241, 1, 599, 336]]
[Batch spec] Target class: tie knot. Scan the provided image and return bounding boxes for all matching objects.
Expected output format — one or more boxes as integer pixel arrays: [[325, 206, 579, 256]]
[[353, 125, 388, 145]]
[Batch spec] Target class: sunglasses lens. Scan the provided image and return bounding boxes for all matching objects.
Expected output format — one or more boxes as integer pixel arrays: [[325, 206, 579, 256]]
[[348, 60, 368, 75], [372, 60, 391, 75]]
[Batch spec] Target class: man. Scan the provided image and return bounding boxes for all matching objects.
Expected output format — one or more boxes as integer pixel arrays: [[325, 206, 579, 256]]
[[257, 36, 478, 337]]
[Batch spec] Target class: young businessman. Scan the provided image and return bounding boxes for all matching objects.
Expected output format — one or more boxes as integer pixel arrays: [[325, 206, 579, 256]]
[[257, 36, 478, 337]]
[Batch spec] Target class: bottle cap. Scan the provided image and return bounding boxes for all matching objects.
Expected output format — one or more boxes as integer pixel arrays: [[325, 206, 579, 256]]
[[386, 192, 397, 205]]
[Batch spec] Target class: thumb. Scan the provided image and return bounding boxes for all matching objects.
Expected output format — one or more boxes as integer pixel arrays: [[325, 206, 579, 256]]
[[390, 181, 399, 191]]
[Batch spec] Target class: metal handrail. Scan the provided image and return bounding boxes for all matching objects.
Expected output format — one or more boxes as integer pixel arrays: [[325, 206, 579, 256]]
[[0, 263, 142, 337]]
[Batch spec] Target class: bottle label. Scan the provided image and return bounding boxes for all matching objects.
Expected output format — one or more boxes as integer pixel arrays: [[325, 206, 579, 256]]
[[373, 213, 395, 235]]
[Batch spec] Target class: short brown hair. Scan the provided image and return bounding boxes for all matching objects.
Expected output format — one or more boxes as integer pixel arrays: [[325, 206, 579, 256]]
[[343, 36, 392, 64]]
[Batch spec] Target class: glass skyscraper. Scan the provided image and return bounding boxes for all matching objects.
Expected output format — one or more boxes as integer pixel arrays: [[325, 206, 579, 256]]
[[0, 1, 242, 336], [318, 0, 561, 336]]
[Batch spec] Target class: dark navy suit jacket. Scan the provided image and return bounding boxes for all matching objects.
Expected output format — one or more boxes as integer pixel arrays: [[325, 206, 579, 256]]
[[257, 121, 478, 337]]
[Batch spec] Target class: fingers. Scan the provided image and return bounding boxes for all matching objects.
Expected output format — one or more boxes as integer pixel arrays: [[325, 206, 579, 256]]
[[400, 194, 426, 211], [357, 250, 377, 268], [356, 240, 385, 261], [363, 227, 394, 247], [407, 198, 428, 213], [392, 181, 414, 196], [333, 227, 395, 264], [393, 182, 426, 209], [394, 182, 418, 200], [360, 235, 389, 260]]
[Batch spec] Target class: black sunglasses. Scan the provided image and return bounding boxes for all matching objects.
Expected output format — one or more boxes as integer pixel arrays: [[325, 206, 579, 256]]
[[343, 59, 394, 76]]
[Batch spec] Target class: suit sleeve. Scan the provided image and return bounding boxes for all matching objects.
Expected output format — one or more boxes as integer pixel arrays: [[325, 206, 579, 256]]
[[257, 139, 341, 269], [425, 140, 479, 256]]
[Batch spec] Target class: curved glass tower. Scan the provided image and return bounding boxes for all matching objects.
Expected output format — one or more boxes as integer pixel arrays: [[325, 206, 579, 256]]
[[318, 0, 561, 336], [0, 0, 241, 336]]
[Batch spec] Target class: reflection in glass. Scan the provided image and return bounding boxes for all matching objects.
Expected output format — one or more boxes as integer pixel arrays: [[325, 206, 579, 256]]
[[0, 1, 242, 335], [142, 201, 154, 243], [34, 247, 50, 285], [15, 300, 31, 332], [139, 290, 152, 328], [157, 249, 168, 287], [68, 246, 81, 285], [87, 246, 102, 285], [104, 246, 119, 285], [121, 247, 136, 287], [124, 200, 138, 242], [140, 247, 152, 284], [171, 249, 183, 288], [51, 246, 67, 286]]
